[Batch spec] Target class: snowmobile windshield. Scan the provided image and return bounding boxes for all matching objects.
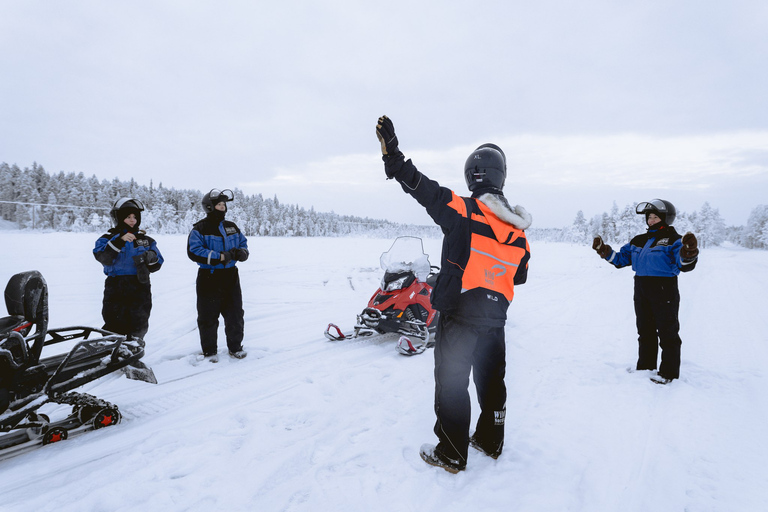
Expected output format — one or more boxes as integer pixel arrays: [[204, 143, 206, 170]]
[[379, 237, 431, 283]]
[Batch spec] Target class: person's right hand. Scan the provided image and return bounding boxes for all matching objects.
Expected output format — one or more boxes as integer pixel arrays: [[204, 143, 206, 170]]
[[376, 116, 399, 156], [121, 233, 136, 243], [592, 236, 612, 258]]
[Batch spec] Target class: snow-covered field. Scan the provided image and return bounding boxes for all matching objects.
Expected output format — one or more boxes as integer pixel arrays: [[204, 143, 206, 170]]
[[0, 231, 766, 512]]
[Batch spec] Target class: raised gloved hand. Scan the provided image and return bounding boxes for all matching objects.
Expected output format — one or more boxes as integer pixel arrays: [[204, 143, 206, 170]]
[[231, 248, 249, 262], [592, 236, 613, 259], [376, 115, 399, 156], [681, 232, 699, 260]]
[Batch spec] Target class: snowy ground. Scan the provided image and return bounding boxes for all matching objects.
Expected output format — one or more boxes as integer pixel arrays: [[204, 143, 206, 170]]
[[0, 231, 766, 512]]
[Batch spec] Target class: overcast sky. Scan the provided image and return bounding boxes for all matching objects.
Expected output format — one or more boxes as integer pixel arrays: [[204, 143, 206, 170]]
[[2, 1, 766, 228]]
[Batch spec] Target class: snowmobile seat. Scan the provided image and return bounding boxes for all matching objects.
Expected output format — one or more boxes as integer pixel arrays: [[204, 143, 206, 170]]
[[0, 271, 48, 366], [0, 332, 29, 368], [0, 316, 29, 339]]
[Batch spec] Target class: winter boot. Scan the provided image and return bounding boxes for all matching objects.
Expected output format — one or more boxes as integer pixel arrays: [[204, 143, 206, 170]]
[[229, 349, 247, 359], [419, 444, 465, 473], [203, 351, 219, 363], [469, 434, 503, 459], [650, 373, 673, 385]]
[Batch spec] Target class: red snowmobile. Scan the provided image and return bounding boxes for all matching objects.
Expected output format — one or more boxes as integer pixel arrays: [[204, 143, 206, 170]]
[[324, 236, 440, 355], [0, 271, 156, 460]]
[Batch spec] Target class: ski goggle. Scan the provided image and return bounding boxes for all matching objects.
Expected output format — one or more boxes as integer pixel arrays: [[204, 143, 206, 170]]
[[113, 197, 145, 211], [208, 188, 234, 202], [635, 199, 667, 215]]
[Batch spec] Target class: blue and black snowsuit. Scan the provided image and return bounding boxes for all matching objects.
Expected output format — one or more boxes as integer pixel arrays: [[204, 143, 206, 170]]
[[605, 224, 697, 379], [93, 226, 163, 339], [187, 212, 249, 356]]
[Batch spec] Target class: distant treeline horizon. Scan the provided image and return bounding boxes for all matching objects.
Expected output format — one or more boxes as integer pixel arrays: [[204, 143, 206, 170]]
[[2, 162, 766, 249]]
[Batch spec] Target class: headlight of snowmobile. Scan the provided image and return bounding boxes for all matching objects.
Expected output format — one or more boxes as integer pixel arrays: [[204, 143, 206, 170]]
[[383, 275, 410, 291]]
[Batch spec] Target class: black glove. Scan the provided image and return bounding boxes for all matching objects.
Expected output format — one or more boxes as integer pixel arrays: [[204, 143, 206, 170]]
[[144, 250, 159, 265], [132, 254, 150, 284], [221, 251, 233, 264], [592, 236, 613, 259], [231, 248, 249, 262], [681, 232, 699, 260], [376, 115, 399, 156]]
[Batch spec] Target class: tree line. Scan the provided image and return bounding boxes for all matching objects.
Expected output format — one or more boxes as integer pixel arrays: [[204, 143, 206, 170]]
[[0, 162, 440, 239], [2, 162, 766, 249], [526, 201, 768, 250]]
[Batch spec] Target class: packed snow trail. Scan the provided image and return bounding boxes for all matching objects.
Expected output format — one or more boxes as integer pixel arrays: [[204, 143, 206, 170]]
[[0, 233, 766, 512]]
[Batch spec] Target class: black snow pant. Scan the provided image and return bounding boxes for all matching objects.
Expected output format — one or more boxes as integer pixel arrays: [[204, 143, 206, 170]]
[[633, 276, 682, 379], [433, 315, 507, 464], [196, 267, 244, 355], [102, 275, 152, 339]]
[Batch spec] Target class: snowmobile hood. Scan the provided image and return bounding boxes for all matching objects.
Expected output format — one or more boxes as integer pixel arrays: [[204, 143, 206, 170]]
[[476, 193, 532, 238]]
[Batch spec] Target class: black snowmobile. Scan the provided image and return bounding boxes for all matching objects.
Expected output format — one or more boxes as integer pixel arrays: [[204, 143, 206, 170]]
[[0, 270, 156, 460]]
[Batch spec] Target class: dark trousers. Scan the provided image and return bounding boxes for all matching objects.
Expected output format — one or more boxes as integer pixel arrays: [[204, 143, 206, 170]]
[[196, 267, 244, 354], [102, 276, 152, 339], [633, 276, 682, 379], [433, 315, 506, 463]]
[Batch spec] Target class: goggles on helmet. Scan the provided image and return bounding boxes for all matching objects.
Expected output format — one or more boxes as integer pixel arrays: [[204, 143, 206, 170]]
[[208, 188, 234, 203], [113, 197, 145, 211], [635, 199, 668, 215]]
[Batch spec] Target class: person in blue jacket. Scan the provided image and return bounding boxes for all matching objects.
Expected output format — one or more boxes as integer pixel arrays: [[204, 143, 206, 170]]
[[592, 199, 699, 383], [187, 188, 249, 362], [94, 197, 163, 339]]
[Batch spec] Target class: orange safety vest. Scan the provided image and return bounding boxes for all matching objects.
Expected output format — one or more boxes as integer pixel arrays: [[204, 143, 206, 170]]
[[447, 193, 529, 303]]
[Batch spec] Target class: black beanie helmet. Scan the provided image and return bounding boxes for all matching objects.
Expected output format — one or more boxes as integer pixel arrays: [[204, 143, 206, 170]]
[[110, 197, 144, 229]]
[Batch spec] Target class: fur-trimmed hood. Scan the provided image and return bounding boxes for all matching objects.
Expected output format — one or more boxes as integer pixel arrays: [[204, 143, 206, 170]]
[[477, 193, 533, 230]]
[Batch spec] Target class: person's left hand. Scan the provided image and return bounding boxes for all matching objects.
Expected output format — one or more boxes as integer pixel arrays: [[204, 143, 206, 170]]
[[144, 250, 159, 265], [681, 232, 699, 260], [376, 116, 399, 156], [231, 248, 249, 262]]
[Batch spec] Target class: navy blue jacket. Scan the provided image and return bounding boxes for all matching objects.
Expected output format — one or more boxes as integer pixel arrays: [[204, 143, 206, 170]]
[[607, 225, 697, 276], [187, 216, 249, 270], [94, 229, 164, 277]]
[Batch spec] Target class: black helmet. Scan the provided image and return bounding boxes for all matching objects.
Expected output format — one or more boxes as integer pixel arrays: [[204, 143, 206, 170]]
[[202, 188, 234, 213], [110, 197, 145, 227], [636, 199, 676, 225], [464, 143, 507, 192]]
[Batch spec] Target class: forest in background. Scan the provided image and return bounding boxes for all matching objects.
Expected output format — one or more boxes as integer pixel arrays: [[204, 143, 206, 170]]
[[2, 162, 766, 249], [0, 162, 439, 239]]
